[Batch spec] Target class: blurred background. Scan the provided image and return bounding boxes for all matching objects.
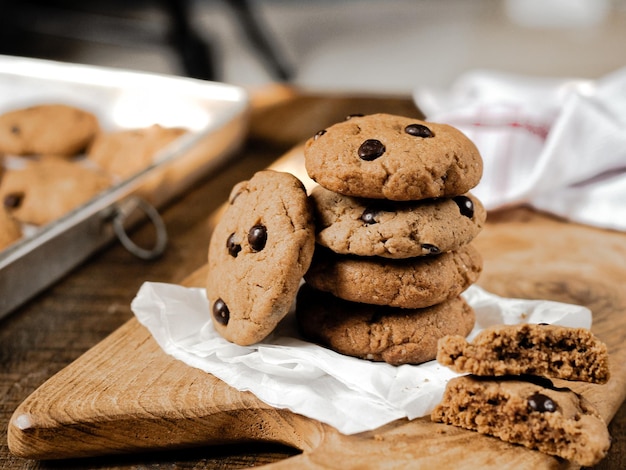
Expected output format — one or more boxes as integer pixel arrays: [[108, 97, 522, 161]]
[[0, 0, 625, 93]]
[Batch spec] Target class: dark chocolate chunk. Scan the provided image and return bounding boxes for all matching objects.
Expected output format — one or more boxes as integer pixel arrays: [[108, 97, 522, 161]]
[[346, 113, 364, 120], [10, 125, 20, 135], [360, 202, 396, 225], [213, 298, 230, 325], [248, 224, 267, 252], [528, 393, 557, 413], [421, 244, 441, 255], [453, 196, 474, 218], [226, 233, 241, 258], [360, 207, 379, 225], [404, 123, 434, 138], [358, 139, 385, 161], [4, 192, 24, 209], [314, 129, 326, 140]]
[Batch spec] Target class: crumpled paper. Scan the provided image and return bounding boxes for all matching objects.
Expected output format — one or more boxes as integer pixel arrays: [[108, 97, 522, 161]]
[[132, 281, 591, 435], [414, 67, 626, 231]]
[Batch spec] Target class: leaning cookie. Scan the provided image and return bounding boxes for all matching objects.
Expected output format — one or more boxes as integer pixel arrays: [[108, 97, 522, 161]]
[[431, 375, 611, 467], [304, 113, 483, 201], [206, 170, 315, 346], [437, 323, 610, 384], [87, 124, 187, 179], [311, 185, 486, 258], [0, 158, 112, 226], [304, 244, 482, 309], [296, 284, 475, 365], [0, 104, 99, 156]]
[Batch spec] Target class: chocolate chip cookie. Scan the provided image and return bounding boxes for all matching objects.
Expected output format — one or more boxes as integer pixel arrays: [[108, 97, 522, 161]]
[[304, 114, 483, 201], [431, 375, 611, 467], [0, 207, 21, 250], [87, 124, 187, 179], [0, 158, 112, 226], [296, 284, 475, 365], [304, 244, 482, 309], [437, 323, 610, 384], [311, 185, 486, 258], [206, 170, 315, 346], [0, 104, 99, 156]]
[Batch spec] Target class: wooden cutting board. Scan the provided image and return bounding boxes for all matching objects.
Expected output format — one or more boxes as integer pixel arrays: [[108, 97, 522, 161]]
[[8, 149, 626, 469]]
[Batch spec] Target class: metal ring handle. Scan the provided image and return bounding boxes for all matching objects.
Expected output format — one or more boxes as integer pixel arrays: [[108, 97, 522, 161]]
[[112, 197, 168, 260]]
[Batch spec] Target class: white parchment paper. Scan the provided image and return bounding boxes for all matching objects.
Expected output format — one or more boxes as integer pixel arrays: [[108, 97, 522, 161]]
[[131, 282, 591, 435]]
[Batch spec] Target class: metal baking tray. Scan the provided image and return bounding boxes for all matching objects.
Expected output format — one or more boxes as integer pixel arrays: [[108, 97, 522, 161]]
[[0, 55, 249, 318]]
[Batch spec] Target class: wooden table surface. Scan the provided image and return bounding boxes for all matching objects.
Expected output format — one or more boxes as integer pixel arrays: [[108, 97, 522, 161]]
[[1, 87, 624, 469]]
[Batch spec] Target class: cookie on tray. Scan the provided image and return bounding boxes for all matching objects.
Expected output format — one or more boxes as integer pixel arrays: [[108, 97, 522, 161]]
[[0, 158, 112, 226], [0, 207, 22, 250], [431, 375, 611, 467], [296, 284, 475, 365], [87, 124, 187, 179], [311, 185, 486, 258], [0, 104, 99, 156], [304, 113, 483, 201], [206, 170, 315, 346], [304, 244, 482, 309], [437, 323, 610, 384]]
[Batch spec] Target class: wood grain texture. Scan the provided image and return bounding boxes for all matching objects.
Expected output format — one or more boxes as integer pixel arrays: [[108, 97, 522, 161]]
[[7, 151, 626, 469]]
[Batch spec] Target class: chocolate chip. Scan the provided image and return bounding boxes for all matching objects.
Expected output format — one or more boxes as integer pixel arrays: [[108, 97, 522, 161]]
[[421, 244, 441, 255], [346, 113, 364, 120], [213, 298, 230, 325], [10, 125, 20, 135], [405, 123, 434, 138], [4, 192, 24, 209], [226, 233, 241, 258], [248, 224, 267, 251], [358, 139, 385, 161], [314, 129, 326, 140], [528, 393, 557, 413], [360, 202, 395, 224], [360, 207, 379, 225], [453, 196, 474, 218]]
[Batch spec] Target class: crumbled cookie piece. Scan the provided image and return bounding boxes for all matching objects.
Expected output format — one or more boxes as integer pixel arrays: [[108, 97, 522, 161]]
[[432, 375, 611, 467], [437, 323, 610, 384]]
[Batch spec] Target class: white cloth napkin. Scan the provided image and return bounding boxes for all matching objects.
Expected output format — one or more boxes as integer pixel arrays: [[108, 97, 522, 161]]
[[414, 67, 626, 231], [132, 281, 591, 435]]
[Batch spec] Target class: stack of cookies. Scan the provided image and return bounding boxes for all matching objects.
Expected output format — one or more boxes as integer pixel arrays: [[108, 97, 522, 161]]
[[296, 113, 486, 365]]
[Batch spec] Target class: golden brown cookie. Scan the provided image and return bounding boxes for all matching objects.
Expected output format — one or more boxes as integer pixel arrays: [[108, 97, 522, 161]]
[[0, 104, 99, 156], [0, 206, 22, 250], [304, 114, 483, 201], [87, 124, 187, 179], [296, 284, 476, 365], [431, 375, 611, 467], [0, 158, 112, 226], [304, 244, 482, 309], [206, 170, 315, 346], [437, 323, 610, 384], [310, 185, 486, 258]]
